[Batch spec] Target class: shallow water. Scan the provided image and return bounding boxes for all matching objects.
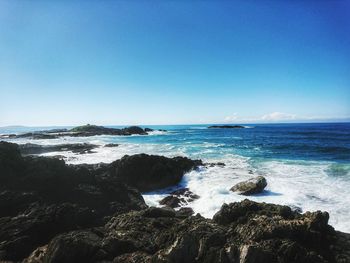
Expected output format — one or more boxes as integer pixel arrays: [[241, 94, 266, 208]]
[[1, 123, 350, 232]]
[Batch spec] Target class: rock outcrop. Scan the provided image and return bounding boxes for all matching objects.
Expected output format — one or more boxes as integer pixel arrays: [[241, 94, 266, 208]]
[[0, 124, 157, 140], [110, 154, 202, 192], [230, 176, 267, 195], [159, 188, 200, 208], [1, 141, 350, 262], [25, 200, 350, 263], [18, 143, 98, 155], [0, 142, 201, 261], [0, 142, 144, 260]]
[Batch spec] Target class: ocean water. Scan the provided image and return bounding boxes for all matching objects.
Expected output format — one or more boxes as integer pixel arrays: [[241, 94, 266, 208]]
[[1, 123, 350, 232]]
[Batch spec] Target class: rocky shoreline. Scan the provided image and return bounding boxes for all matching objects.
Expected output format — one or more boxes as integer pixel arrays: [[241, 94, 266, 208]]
[[0, 124, 161, 140], [0, 141, 349, 262]]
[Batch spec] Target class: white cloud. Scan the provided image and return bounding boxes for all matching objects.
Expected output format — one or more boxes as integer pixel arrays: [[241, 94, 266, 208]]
[[224, 114, 238, 122], [261, 112, 296, 121]]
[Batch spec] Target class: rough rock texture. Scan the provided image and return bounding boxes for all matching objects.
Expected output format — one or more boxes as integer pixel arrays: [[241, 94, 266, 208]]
[[26, 201, 350, 263], [159, 188, 200, 208], [104, 143, 120, 147], [0, 141, 201, 261], [1, 141, 350, 262], [110, 154, 202, 192], [0, 142, 146, 260], [231, 176, 267, 195], [19, 143, 97, 155]]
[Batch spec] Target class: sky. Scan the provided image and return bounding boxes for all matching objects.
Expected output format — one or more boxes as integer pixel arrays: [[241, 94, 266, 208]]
[[0, 0, 349, 126]]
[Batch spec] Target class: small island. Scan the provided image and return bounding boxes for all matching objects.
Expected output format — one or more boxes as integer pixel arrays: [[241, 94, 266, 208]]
[[208, 125, 245, 129], [0, 124, 161, 140]]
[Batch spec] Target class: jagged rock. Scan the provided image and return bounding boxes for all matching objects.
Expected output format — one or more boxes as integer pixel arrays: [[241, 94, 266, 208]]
[[111, 154, 202, 192], [176, 207, 195, 217], [230, 176, 267, 195], [104, 143, 119, 147], [0, 142, 146, 261], [24, 245, 47, 263], [159, 195, 182, 208], [19, 143, 98, 155], [16, 133, 58, 139], [1, 142, 350, 262], [159, 188, 200, 208], [206, 162, 226, 167], [21, 200, 350, 263]]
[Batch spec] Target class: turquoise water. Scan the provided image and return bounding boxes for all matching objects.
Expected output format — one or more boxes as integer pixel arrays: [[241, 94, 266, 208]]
[[1, 123, 350, 232]]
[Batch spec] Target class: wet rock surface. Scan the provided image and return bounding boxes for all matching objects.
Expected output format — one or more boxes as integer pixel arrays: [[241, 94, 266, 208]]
[[104, 143, 120, 147], [159, 188, 200, 208], [110, 154, 202, 192], [0, 141, 349, 262], [25, 201, 350, 263], [231, 176, 267, 195], [19, 143, 98, 155]]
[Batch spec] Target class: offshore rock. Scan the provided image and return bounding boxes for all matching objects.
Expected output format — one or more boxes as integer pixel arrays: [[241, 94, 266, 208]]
[[230, 176, 267, 195], [1, 124, 155, 139], [111, 154, 202, 192]]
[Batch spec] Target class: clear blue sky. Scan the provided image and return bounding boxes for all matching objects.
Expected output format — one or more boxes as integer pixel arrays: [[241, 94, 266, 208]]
[[0, 0, 349, 126]]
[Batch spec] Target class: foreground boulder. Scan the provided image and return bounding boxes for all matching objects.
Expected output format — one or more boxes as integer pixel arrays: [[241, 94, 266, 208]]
[[111, 154, 202, 192], [230, 176, 267, 195], [26, 200, 350, 263]]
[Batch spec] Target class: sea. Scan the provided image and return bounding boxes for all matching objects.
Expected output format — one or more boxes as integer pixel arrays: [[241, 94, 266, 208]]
[[1, 123, 350, 232]]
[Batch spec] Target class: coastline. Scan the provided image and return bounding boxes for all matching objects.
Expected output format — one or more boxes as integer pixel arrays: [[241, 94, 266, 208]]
[[0, 141, 349, 262], [1, 123, 350, 233]]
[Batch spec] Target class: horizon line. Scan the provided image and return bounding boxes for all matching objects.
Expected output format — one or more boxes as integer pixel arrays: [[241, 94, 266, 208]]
[[1, 120, 350, 128]]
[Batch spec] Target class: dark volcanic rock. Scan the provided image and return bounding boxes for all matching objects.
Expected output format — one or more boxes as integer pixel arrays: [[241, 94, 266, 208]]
[[208, 125, 245, 129], [121, 126, 146, 135], [111, 154, 202, 192], [206, 162, 226, 167], [16, 133, 58, 139], [3, 124, 155, 139], [27, 201, 350, 263], [19, 143, 98, 155], [104, 143, 119, 147], [1, 141, 350, 262], [0, 141, 146, 261], [159, 195, 182, 208], [69, 124, 147, 136], [230, 176, 267, 195], [159, 188, 200, 208]]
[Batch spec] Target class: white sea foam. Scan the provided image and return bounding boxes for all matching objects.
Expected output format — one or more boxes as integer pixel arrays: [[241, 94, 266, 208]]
[[143, 155, 350, 233], [147, 130, 169, 136], [3, 135, 350, 233]]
